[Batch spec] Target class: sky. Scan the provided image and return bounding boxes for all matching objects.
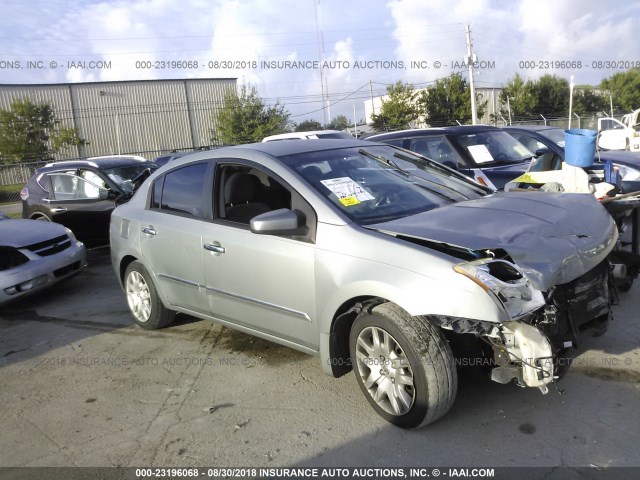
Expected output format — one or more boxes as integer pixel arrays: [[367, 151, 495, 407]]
[[0, 0, 639, 124]]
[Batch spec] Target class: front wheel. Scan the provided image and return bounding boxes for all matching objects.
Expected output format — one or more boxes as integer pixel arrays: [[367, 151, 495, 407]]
[[124, 261, 175, 330], [31, 212, 52, 221], [349, 303, 457, 428]]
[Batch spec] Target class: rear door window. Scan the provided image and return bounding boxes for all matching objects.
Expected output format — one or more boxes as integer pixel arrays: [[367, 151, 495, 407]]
[[154, 163, 209, 217]]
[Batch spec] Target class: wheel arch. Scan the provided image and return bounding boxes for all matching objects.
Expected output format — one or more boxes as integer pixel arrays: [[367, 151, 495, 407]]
[[119, 255, 138, 286], [327, 296, 389, 378]]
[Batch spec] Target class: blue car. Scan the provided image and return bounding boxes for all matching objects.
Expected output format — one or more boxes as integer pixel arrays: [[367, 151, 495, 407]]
[[504, 125, 640, 193], [367, 125, 535, 190]]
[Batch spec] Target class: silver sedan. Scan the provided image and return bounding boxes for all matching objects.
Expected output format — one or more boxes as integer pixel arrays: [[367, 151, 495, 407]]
[[110, 139, 617, 428]]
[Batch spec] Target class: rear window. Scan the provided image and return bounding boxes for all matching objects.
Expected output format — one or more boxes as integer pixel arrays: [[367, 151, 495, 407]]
[[153, 163, 208, 217]]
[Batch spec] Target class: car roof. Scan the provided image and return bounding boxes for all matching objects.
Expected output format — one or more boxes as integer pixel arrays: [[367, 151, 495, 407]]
[[368, 125, 499, 140], [154, 151, 192, 160], [502, 125, 559, 132], [262, 130, 348, 142], [219, 138, 376, 157], [41, 156, 151, 171]]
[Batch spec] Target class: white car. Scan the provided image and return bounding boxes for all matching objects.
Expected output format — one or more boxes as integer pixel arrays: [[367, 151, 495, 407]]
[[0, 211, 86, 306], [262, 130, 353, 142], [598, 108, 640, 152]]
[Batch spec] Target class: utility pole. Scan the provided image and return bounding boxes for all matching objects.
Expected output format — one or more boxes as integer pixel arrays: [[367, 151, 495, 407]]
[[314, 0, 330, 125], [465, 24, 478, 125], [369, 80, 375, 118], [568, 75, 575, 129]]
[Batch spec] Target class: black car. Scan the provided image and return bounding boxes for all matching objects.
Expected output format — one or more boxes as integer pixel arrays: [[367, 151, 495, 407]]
[[152, 151, 194, 167], [20, 156, 157, 245], [503, 125, 640, 193], [367, 125, 536, 189]]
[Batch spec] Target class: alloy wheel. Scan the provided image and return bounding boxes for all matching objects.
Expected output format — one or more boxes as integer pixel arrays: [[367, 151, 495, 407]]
[[354, 326, 415, 415]]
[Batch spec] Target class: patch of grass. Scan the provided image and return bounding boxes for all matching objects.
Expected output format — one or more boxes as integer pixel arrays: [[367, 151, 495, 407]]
[[0, 183, 22, 193], [0, 183, 22, 204]]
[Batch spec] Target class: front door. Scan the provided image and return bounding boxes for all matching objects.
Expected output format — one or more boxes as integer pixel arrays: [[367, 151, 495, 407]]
[[202, 163, 317, 349]]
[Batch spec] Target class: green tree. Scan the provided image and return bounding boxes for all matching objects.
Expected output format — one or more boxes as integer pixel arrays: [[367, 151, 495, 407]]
[[417, 73, 486, 126], [370, 81, 418, 131], [0, 98, 86, 163], [499, 73, 536, 118], [295, 119, 322, 132], [326, 114, 350, 131], [214, 84, 290, 144], [573, 86, 607, 115], [600, 68, 640, 112], [531, 74, 569, 115]]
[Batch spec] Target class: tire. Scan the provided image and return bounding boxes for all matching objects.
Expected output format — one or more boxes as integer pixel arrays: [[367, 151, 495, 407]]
[[31, 212, 51, 221], [616, 277, 634, 293], [124, 261, 175, 330], [349, 303, 457, 428]]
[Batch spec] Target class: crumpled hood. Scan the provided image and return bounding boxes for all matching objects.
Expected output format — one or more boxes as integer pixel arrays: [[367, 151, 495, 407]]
[[369, 192, 617, 291], [0, 218, 70, 248]]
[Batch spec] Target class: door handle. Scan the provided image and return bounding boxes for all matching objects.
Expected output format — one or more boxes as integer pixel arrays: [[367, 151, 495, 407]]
[[50, 207, 67, 213], [204, 244, 225, 254], [141, 226, 157, 236]]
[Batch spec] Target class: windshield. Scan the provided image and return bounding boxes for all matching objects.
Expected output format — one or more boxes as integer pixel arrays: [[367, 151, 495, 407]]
[[103, 164, 157, 194], [280, 145, 487, 225], [451, 130, 534, 165], [538, 128, 566, 148]]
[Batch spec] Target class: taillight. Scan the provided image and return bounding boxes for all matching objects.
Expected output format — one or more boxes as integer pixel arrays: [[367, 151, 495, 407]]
[[19, 186, 29, 201]]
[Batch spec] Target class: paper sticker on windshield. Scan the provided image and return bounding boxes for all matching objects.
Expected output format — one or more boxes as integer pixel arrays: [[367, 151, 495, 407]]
[[467, 144, 494, 164], [321, 177, 374, 206]]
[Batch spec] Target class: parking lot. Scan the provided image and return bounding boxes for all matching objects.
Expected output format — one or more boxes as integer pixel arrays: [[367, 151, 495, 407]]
[[1, 247, 640, 468]]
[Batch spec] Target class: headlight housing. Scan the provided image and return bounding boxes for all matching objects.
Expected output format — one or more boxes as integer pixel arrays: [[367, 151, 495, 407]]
[[0, 246, 30, 271], [454, 259, 545, 320]]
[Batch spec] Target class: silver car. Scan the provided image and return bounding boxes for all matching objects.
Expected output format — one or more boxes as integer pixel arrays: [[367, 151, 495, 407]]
[[1, 211, 86, 306], [110, 140, 617, 428]]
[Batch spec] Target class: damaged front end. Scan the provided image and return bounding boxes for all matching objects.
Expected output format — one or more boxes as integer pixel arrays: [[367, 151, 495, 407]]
[[370, 192, 618, 393], [433, 256, 613, 394]]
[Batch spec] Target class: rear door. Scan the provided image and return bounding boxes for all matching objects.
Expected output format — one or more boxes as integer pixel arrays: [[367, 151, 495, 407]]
[[139, 161, 212, 315]]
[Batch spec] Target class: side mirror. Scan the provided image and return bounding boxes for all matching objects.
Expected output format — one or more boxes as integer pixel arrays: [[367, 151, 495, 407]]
[[250, 209, 308, 236], [535, 148, 551, 157], [99, 188, 109, 200]]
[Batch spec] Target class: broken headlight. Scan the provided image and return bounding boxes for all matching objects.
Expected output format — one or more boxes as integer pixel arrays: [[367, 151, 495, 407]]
[[453, 259, 545, 320]]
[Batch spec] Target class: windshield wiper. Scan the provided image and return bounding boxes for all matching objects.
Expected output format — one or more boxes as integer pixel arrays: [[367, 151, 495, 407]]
[[358, 149, 410, 176], [393, 152, 489, 198]]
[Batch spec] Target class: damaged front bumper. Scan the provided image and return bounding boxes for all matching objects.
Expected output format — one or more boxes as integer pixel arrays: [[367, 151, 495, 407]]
[[436, 259, 612, 393]]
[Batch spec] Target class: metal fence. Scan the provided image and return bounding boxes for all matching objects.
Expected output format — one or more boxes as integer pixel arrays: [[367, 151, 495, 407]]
[[0, 160, 48, 205]]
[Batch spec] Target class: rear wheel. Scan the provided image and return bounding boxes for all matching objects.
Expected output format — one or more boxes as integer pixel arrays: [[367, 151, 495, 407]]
[[349, 303, 457, 428], [124, 261, 175, 330]]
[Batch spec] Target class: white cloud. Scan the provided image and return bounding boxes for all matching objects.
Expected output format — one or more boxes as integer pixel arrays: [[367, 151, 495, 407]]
[[1, 0, 637, 123]]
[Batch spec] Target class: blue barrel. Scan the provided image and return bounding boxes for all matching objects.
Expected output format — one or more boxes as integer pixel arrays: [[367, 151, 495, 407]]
[[564, 129, 597, 167]]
